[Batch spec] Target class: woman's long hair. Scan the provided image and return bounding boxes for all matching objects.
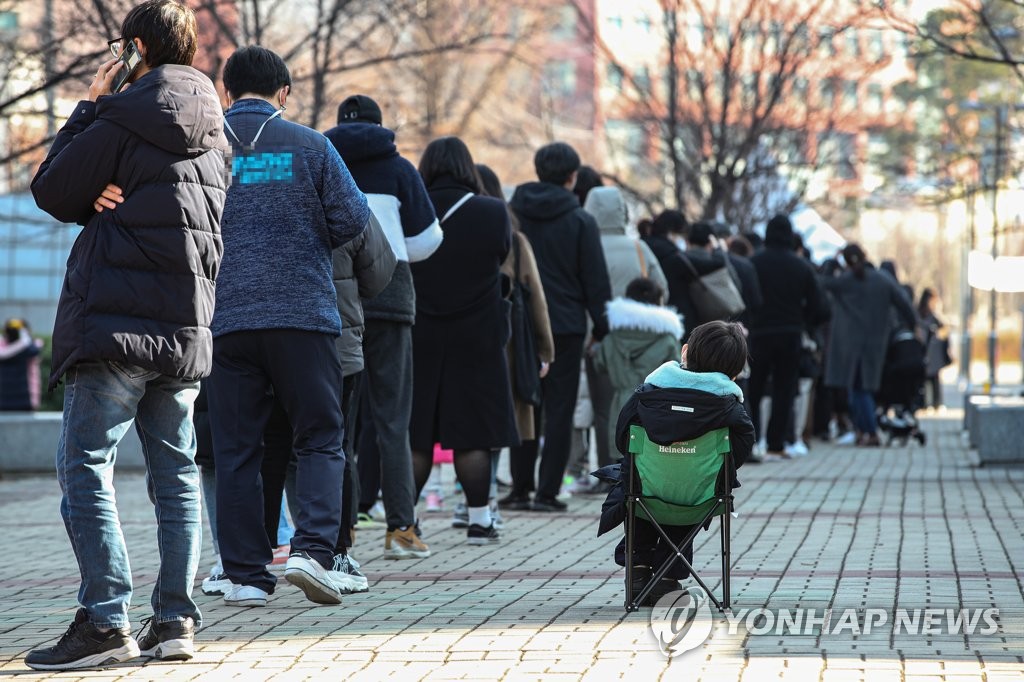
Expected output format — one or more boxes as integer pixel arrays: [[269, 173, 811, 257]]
[[841, 243, 868, 280], [418, 136, 481, 192], [476, 163, 519, 232], [918, 287, 935, 319]]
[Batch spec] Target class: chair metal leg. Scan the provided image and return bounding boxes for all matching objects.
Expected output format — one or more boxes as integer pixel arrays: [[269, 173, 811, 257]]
[[624, 463, 637, 612], [721, 496, 732, 611]]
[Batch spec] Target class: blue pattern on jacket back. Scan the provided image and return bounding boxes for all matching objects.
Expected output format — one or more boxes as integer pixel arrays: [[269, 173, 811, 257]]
[[213, 99, 369, 338], [232, 151, 294, 184]]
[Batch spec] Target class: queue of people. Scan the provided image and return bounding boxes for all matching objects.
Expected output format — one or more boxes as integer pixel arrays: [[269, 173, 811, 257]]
[[23, 0, 938, 671]]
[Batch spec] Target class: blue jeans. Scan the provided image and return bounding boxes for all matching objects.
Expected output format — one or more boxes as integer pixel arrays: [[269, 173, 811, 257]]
[[57, 360, 202, 629], [848, 388, 878, 436]]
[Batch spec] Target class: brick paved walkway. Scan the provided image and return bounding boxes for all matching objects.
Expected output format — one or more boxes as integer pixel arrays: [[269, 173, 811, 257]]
[[1, 413, 1022, 680]]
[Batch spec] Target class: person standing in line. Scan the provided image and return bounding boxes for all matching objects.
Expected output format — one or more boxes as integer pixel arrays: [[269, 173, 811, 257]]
[[408, 137, 518, 543], [918, 288, 948, 411], [822, 243, 917, 446], [324, 94, 442, 559], [26, 0, 227, 668], [747, 214, 830, 460], [207, 46, 369, 608], [581, 186, 668, 487], [506, 143, 612, 512]]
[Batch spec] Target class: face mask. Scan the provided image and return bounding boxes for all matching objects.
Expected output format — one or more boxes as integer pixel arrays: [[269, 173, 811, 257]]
[[673, 237, 687, 250]]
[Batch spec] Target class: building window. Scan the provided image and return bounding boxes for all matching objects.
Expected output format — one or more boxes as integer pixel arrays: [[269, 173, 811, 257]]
[[606, 62, 625, 91], [544, 60, 577, 97], [844, 80, 858, 109], [606, 13, 623, 30], [868, 30, 885, 60], [846, 29, 861, 57], [635, 13, 652, 32], [819, 79, 835, 107], [793, 77, 809, 99], [552, 5, 577, 41], [866, 83, 884, 113], [634, 66, 651, 92]]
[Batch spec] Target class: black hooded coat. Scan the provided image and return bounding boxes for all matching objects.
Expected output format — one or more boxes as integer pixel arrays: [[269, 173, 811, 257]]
[[31, 65, 228, 388]]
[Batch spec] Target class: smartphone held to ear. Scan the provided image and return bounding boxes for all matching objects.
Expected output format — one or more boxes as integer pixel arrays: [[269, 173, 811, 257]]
[[112, 41, 142, 93]]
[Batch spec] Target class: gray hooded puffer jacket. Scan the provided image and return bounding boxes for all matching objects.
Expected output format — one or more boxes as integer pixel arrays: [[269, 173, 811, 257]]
[[583, 187, 668, 299]]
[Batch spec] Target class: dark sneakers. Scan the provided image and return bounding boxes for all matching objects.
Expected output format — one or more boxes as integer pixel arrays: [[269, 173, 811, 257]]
[[530, 495, 568, 512], [629, 566, 682, 607], [497, 492, 531, 510], [25, 609, 140, 671], [467, 522, 501, 545], [137, 617, 195, 661]]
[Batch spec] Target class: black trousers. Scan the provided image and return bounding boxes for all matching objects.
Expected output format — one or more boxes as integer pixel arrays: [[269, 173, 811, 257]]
[[208, 329, 344, 593], [509, 333, 585, 499], [747, 332, 802, 452], [615, 519, 695, 580], [263, 372, 361, 554]]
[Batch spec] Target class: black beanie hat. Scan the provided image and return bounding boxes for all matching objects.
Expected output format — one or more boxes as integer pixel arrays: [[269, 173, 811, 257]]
[[765, 213, 794, 248], [338, 95, 382, 125]]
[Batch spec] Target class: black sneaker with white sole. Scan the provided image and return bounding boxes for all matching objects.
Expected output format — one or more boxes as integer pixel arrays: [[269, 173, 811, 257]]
[[467, 522, 500, 545], [137, 616, 194, 661], [284, 550, 343, 605], [25, 609, 140, 671]]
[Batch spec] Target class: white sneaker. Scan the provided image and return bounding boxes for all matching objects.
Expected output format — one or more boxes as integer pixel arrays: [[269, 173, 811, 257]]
[[367, 501, 386, 522], [836, 432, 857, 446], [223, 584, 268, 607], [328, 553, 369, 594], [753, 440, 767, 457], [285, 551, 343, 605], [784, 441, 809, 457], [201, 558, 232, 596]]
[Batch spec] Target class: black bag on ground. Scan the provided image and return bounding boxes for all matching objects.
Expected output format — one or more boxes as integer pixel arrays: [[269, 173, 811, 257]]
[[509, 237, 542, 407]]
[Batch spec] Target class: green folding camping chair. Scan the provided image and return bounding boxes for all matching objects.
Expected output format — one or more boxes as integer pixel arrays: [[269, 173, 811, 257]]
[[624, 424, 734, 612]]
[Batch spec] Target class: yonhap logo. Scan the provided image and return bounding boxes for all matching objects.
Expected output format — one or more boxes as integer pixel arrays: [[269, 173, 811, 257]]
[[649, 587, 714, 657]]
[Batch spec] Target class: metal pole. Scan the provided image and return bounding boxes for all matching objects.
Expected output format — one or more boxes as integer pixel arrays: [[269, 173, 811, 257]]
[[988, 106, 1003, 389], [960, 184, 974, 385]]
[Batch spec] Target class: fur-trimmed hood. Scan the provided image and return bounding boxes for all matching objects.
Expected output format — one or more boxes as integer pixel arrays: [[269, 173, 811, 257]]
[[606, 297, 684, 339]]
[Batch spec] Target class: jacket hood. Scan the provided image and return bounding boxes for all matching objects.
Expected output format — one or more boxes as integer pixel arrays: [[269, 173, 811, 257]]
[[583, 186, 627, 234], [646, 362, 743, 401], [323, 121, 397, 162], [607, 298, 683, 338], [631, 382, 744, 445], [96, 65, 226, 156], [509, 181, 581, 221]]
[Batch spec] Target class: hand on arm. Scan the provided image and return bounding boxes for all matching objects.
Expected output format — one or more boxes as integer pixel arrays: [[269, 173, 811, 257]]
[[93, 184, 124, 213]]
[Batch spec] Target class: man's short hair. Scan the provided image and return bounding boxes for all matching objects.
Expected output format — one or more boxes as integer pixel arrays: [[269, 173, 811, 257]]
[[223, 46, 292, 100], [651, 209, 687, 238], [625, 277, 664, 306], [121, 0, 198, 68], [534, 142, 580, 185], [688, 221, 714, 247], [686, 321, 747, 379]]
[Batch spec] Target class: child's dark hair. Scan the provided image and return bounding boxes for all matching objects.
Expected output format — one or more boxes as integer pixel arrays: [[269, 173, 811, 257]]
[[686, 321, 747, 378], [625, 277, 663, 305]]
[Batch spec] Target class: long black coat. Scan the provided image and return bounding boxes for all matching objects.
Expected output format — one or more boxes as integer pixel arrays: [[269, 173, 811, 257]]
[[823, 268, 917, 392], [31, 66, 227, 388], [409, 177, 519, 451]]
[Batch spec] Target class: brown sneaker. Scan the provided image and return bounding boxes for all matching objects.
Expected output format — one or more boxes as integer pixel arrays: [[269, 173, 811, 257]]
[[384, 526, 431, 559]]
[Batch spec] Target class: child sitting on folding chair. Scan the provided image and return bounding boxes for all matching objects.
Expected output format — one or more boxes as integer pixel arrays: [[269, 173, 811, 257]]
[[594, 320, 754, 607]]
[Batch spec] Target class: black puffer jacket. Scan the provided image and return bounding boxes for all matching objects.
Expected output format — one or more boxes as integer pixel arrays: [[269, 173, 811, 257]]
[[31, 65, 228, 388], [509, 182, 611, 339]]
